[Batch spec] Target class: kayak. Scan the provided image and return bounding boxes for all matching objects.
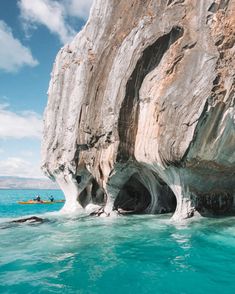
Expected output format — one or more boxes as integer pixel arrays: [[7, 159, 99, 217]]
[[18, 200, 65, 204]]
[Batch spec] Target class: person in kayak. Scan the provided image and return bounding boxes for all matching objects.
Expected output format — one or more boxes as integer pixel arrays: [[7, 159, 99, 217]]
[[49, 195, 54, 202], [34, 195, 41, 202]]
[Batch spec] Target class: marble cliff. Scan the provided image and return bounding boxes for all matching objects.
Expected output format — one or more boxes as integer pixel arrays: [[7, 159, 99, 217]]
[[42, 0, 235, 220]]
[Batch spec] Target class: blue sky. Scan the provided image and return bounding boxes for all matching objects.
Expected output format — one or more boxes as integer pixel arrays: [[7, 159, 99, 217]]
[[0, 0, 93, 178]]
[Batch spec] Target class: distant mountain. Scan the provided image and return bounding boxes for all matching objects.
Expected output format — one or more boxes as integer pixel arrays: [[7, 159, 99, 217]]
[[0, 176, 59, 190]]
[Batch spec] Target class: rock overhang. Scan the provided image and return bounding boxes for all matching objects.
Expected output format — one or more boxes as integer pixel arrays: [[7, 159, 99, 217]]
[[42, 0, 235, 219]]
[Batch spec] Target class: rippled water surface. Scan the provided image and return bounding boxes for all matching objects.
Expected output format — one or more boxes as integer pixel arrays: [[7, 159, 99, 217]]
[[0, 190, 235, 293]]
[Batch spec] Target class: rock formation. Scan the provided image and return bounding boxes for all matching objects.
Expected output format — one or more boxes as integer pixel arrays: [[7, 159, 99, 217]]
[[42, 0, 235, 220]]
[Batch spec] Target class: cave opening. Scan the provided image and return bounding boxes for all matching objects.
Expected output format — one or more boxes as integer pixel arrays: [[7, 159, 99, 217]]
[[113, 173, 177, 215], [91, 179, 106, 205], [76, 176, 106, 208], [113, 174, 151, 214], [155, 177, 177, 214]]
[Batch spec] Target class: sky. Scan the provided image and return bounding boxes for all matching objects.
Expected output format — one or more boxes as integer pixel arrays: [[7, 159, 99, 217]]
[[0, 0, 93, 178]]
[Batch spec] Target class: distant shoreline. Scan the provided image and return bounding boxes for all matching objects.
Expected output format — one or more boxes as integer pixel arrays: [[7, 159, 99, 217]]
[[0, 177, 59, 190]]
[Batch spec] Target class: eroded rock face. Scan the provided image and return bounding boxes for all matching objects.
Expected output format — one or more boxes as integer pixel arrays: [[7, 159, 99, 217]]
[[42, 0, 235, 219]]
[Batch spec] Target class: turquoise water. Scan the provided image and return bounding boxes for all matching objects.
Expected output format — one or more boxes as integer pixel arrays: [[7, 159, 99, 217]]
[[0, 189, 65, 218], [0, 190, 235, 293]]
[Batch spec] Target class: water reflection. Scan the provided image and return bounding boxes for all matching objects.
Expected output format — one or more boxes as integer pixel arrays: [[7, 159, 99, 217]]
[[170, 228, 193, 271]]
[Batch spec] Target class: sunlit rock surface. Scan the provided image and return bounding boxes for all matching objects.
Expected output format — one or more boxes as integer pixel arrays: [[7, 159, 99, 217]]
[[42, 0, 235, 220]]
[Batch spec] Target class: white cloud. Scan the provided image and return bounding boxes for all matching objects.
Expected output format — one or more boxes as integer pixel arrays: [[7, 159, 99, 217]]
[[18, 0, 94, 44], [0, 104, 42, 139], [20, 150, 34, 157], [19, 0, 76, 44], [65, 0, 93, 20], [0, 20, 38, 72], [0, 156, 43, 178]]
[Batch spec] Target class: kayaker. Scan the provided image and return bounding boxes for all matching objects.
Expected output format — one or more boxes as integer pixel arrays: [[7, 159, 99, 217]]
[[34, 195, 41, 202], [49, 195, 54, 202]]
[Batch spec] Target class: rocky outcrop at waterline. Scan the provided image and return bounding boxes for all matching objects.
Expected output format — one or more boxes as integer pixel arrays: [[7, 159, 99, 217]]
[[42, 0, 235, 220], [0, 216, 46, 230], [12, 216, 45, 224]]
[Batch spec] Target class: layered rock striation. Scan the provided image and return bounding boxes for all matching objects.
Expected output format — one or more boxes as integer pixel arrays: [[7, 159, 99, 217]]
[[42, 0, 235, 219]]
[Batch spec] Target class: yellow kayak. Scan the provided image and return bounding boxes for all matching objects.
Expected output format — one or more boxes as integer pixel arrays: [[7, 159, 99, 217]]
[[18, 200, 65, 204]]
